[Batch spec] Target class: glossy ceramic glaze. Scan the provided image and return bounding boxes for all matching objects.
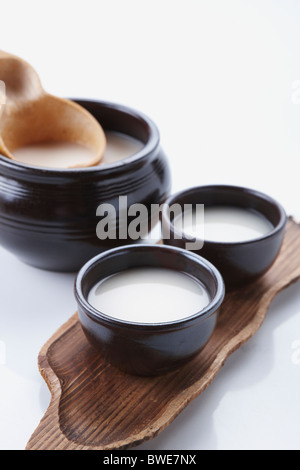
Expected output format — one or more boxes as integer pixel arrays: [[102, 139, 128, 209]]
[[161, 185, 287, 290], [0, 99, 171, 271], [75, 244, 225, 376]]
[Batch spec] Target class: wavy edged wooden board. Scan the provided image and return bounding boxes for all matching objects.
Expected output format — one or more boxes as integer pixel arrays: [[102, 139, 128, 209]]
[[26, 218, 300, 450]]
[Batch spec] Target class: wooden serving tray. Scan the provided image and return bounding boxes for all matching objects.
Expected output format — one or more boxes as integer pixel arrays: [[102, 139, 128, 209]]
[[26, 218, 300, 450]]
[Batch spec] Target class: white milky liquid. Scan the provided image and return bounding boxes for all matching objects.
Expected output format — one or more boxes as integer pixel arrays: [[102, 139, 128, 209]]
[[13, 141, 96, 168], [88, 267, 210, 324], [12, 132, 143, 168], [175, 206, 273, 243], [101, 132, 143, 164]]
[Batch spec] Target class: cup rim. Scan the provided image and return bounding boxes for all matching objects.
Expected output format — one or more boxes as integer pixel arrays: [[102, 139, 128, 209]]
[[0, 99, 160, 175], [74, 243, 225, 330], [161, 184, 287, 247]]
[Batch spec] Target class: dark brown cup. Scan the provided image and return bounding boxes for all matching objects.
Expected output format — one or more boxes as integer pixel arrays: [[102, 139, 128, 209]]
[[0, 99, 171, 272], [75, 244, 225, 376], [161, 185, 287, 290]]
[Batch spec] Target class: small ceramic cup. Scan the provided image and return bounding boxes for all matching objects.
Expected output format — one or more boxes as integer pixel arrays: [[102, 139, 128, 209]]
[[74, 244, 225, 376], [161, 185, 287, 290], [0, 99, 171, 272]]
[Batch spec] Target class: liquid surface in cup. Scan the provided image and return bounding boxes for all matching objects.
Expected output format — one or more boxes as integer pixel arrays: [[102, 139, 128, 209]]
[[88, 267, 210, 324], [175, 205, 273, 243], [12, 132, 143, 168]]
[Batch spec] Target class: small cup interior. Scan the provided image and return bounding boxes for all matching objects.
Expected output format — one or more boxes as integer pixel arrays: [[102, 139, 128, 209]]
[[76, 245, 224, 325], [164, 185, 286, 244]]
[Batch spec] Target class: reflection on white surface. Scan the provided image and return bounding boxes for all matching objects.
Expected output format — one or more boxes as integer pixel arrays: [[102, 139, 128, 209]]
[[0, 366, 42, 450], [0, 246, 75, 450]]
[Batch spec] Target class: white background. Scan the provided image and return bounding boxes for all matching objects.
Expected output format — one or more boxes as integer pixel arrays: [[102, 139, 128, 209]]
[[0, 0, 300, 450]]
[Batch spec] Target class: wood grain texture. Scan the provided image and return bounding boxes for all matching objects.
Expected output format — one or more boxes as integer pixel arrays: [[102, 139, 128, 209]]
[[26, 218, 300, 450]]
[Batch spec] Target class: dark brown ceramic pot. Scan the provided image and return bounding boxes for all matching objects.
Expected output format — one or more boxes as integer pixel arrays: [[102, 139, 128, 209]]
[[0, 99, 171, 271], [161, 185, 287, 290], [75, 244, 225, 376]]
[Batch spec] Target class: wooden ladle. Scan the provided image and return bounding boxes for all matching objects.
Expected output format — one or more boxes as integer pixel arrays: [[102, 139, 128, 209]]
[[0, 50, 106, 168]]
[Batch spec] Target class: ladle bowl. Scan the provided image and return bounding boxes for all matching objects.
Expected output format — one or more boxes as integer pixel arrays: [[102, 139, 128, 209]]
[[0, 51, 106, 168]]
